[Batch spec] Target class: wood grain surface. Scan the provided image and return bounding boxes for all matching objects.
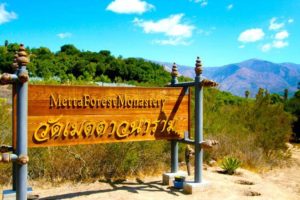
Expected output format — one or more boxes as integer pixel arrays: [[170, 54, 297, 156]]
[[20, 85, 190, 147]]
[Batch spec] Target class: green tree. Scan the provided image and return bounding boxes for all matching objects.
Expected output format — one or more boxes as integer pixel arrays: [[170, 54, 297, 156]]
[[60, 44, 80, 55], [285, 90, 300, 140], [284, 88, 288, 101], [245, 90, 250, 98], [270, 93, 283, 104]]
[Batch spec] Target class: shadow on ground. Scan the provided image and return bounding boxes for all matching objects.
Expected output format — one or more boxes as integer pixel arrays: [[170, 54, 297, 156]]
[[39, 178, 185, 200]]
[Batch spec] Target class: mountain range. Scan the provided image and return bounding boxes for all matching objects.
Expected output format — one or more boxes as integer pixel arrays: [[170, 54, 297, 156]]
[[158, 59, 300, 97]]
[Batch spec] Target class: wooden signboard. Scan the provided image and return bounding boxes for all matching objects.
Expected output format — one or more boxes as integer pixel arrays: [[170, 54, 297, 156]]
[[23, 85, 189, 147]]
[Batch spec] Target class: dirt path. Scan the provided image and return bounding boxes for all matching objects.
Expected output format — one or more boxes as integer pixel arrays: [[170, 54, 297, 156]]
[[2, 145, 300, 200], [261, 144, 300, 197]]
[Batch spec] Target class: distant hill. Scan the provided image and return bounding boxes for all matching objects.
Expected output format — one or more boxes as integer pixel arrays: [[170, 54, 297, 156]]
[[157, 59, 300, 97]]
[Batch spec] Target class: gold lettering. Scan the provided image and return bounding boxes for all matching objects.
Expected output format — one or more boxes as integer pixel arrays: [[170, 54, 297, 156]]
[[90, 98, 96, 107], [118, 95, 125, 108], [32, 117, 182, 145], [48, 116, 64, 138], [33, 122, 50, 142], [49, 93, 166, 110], [151, 120, 160, 134], [139, 99, 143, 107], [167, 119, 177, 133], [160, 119, 167, 133], [97, 99, 101, 107], [63, 122, 70, 137], [78, 99, 83, 107], [144, 99, 148, 107], [49, 94, 58, 108], [95, 121, 108, 136], [101, 99, 106, 107], [70, 122, 84, 137], [127, 99, 132, 107], [84, 95, 90, 107], [73, 98, 77, 107], [112, 100, 117, 107], [133, 99, 138, 108], [62, 98, 67, 107], [68, 98, 72, 107], [116, 121, 130, 138], [83, 121, 96, 137], [58, 95, 62, 107], [50, 122, 64, 138], [151, 99, 155, 107], [130, 120, 142, 135], [144, 120, 151, 135], [108, 121, 117, 135]]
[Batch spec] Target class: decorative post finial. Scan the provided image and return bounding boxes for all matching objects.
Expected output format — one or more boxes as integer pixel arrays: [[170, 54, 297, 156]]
[[17, 44, 29, 67], [171, 62, 178, 78], [11, 51, 19, 71], [16, 44, 29, 83], [195, 56, 202, 76], [171, 62, 178, 85]]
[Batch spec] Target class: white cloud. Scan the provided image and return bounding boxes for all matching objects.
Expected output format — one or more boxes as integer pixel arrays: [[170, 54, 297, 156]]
[[269, 17, 285, 30], [134, 14, 194, 46], [194, 0, 208, 7], [57, 32, 72, 39], [261, 40, 288, 52], [153, 37, 191, 46], [0, 3, 17, 25], [238, 45, 245, 49], [133, 14, 194, 38], [261, 43, 271, 52], [227, 4, 233, 10], [106, 0, 154, 14], [238, 28, 265, 43], [273, 40, 288, 48], [288, 18, 294, 24], [200, 1, 208, 7], [275, 30, 289, 40]]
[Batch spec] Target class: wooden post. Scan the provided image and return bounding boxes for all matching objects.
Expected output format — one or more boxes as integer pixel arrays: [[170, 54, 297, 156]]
[[16, 44, 29, 200], [171, 63, 179, 173], [12, 51, 19, 191], [194, 57, 203, 183]]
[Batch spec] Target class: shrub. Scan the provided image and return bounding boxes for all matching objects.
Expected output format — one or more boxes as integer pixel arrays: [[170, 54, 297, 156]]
[[221, 156, 241, 175]]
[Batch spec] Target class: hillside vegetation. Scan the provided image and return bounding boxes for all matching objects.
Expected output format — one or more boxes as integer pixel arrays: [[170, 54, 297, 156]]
[[0, 43, 298, 184], [0, 43, 190, 86]]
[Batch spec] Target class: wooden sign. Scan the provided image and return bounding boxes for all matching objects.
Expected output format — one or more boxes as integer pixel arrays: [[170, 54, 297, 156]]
[[24, 85, 189, 147]]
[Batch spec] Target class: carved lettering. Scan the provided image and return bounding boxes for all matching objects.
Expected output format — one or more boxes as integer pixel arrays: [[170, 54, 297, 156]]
[[83, 121, 96, 137], [116, 121, 130, 138], [50, 94, 58, 108], [95, 121, 108, 136], [34, 122, 50, 142], [130, 120, 142, 135], [32, 118, 182, 144], [48, 94, 166, 110]]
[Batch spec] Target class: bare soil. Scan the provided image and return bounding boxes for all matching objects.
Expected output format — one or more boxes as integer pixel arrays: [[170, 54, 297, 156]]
[[15, 144, 299, 200]]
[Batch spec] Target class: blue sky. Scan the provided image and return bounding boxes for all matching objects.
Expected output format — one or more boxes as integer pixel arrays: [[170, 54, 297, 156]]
[[0, 0, 299, 67]]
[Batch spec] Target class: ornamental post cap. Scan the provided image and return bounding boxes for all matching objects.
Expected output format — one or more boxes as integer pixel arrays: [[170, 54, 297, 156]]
[[195, 56, 202, 75], [171, 62, 178, 78], [11, 52, 19, 71], [17, 44, 30, 66], [14, 51, 18, 58]]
